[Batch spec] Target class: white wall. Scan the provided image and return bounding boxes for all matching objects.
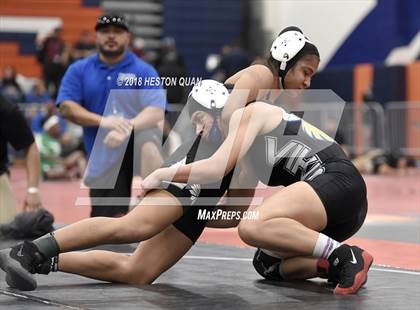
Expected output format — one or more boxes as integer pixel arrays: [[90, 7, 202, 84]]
[[0, 16, 62, 41], [261, 0, 377, 69]]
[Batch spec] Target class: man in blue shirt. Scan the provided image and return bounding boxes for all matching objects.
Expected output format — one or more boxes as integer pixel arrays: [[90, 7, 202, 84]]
[[57, 14, 166, 217]]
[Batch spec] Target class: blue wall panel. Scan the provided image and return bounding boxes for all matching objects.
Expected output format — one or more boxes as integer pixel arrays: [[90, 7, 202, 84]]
[[163, 0, 243, 77], [0, 33, 37, 55], [311, 67, 354, 102], [372, 65, 406, 104], [327, 0, 420, 67]]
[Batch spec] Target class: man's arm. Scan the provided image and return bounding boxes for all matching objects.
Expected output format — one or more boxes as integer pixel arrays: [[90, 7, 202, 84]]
[[60, 100, 132, 133], [103, 106, 164, 148], [59, 100, 102, 127], [57, 62, 132, 133], [130, 106, 164, 132]]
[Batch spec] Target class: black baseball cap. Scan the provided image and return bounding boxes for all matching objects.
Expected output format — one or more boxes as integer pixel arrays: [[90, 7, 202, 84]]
[[95, 14, 129, 32]]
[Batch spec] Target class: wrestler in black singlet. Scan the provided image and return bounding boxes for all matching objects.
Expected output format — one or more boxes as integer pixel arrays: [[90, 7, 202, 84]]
[[247, 106, 367, 241]]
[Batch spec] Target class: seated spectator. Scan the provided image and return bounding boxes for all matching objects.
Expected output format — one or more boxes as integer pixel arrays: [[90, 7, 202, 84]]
[[211, 40, 251, 82], [349, 148, 417, 176], [59, 121, 85, 157], [16, 73, 37, 96], [31, 102, 66, 134], [371, 151, 417, 176], [31, 101, 83, 158], [71, 31, 96, 61], [0, 66, 25, 103], [25, 79, 52, 104], [130, 37, 146, 60], [37, 115, 86, 180]]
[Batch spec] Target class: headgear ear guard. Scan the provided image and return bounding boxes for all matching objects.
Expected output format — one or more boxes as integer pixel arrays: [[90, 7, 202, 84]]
[[187, 79, 229, 117], [270, 26, 319, 88]]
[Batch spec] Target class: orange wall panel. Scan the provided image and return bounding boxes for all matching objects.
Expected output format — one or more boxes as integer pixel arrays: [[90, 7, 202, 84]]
[[405, 62, 420, 157], [0, 0, 102, 78], [353, 63, 374, 154]]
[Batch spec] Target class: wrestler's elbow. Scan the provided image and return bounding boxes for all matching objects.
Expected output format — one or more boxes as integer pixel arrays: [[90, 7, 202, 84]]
[[59, 101, 74, 120], [204, 158, 231, 181]]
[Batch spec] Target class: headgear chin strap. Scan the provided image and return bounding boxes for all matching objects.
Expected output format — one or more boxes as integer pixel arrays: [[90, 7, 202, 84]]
[[270, 27, 318, 88]]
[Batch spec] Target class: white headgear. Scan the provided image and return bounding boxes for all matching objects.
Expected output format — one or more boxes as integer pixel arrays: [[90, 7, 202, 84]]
[[270, 30, 312, 71], [188, 79, 229, 116]]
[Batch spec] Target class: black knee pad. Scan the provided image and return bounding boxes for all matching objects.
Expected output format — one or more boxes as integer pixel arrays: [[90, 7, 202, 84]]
[[252, 248, 284, 281]]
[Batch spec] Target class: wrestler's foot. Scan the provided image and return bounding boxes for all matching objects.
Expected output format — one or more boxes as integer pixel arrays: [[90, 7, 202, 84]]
[[328, 244, 373, 295], [0, 241, 37, 291], [316, 258, 338, 286]]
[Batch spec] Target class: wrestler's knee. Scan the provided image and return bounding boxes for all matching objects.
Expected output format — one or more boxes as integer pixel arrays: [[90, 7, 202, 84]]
[[122, 258, 159, 285], [238, 219, 262, 246]]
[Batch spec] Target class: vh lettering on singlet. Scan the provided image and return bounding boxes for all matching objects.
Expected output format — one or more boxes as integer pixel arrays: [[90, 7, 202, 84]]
[[266, 138, 325, 181]]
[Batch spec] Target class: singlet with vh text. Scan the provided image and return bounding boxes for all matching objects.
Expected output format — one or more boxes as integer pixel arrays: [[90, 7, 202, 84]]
[[247, 107, 348, 186]]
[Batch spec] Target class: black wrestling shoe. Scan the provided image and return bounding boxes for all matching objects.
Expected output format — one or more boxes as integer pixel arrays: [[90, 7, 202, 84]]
[[253, 248, 284, 281], [328, 244, 374, 295], [9, 241, 45, 273], [34, 256, 59, 275], [317, 258, 339, 286], [0, 242, 40, 291], [9, 238, 59, 275]]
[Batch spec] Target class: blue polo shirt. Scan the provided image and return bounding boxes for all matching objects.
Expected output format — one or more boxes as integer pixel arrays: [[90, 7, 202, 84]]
[[56, 51, 166, 179], [57, 50, 166, 153]]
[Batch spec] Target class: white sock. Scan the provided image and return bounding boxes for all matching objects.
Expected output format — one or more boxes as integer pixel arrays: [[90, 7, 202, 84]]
[[312, 233, 340, 259]]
